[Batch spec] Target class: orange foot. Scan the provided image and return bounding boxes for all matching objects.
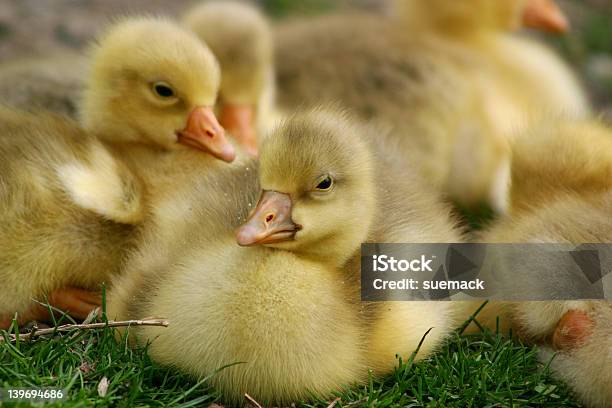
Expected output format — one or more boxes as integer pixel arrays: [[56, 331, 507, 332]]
[[552, 309, 594, 351], [0, 286, 101, 330]]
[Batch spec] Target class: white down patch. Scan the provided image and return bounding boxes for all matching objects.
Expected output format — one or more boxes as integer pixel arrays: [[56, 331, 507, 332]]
[[56, 144, 125, 221]]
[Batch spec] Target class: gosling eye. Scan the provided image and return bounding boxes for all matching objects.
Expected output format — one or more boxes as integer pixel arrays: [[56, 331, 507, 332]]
[[152, 82, 175, 98], [314, 174, 334, 192]]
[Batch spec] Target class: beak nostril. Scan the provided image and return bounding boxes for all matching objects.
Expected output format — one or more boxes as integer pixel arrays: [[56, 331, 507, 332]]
[[265, 214, 275, 223], [206, 130, 214, 138]]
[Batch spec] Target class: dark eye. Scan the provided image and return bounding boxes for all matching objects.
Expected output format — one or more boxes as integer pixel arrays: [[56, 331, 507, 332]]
[[315, 175, 334, 191], [153, 82, 175, 98]]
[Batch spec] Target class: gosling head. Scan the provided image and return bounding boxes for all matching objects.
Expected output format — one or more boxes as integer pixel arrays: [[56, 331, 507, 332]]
[[397, 0, 568, 34], [80, 17, 235, 162], [184, 1, 274, 156], [236, 108, 376, 264]]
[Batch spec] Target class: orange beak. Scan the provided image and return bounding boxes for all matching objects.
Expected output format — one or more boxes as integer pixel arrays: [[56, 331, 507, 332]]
[[220, 104, 258, 157], [236, 190, 302, 246], [522, 0, 569, 33], [177, 106, 236, 162]]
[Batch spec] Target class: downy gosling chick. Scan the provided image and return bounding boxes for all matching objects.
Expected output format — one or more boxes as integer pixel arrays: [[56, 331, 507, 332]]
[[395, 0, 589, 133], [107, 107, 461, 405], [275, 0, 588, 212], [0, 17, 234, 329], [183, 0, 276, 156], [479, 119, 612, 408], [80, 17, 272, 240]]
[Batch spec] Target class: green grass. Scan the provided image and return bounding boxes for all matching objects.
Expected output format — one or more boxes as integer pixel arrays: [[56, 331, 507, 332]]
[[0, 322, 218, 407], [1, 305, 581, 407]]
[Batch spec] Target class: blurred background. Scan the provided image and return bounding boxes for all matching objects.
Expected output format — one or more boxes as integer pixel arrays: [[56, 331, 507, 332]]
[[0, 0, 610, 117]]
